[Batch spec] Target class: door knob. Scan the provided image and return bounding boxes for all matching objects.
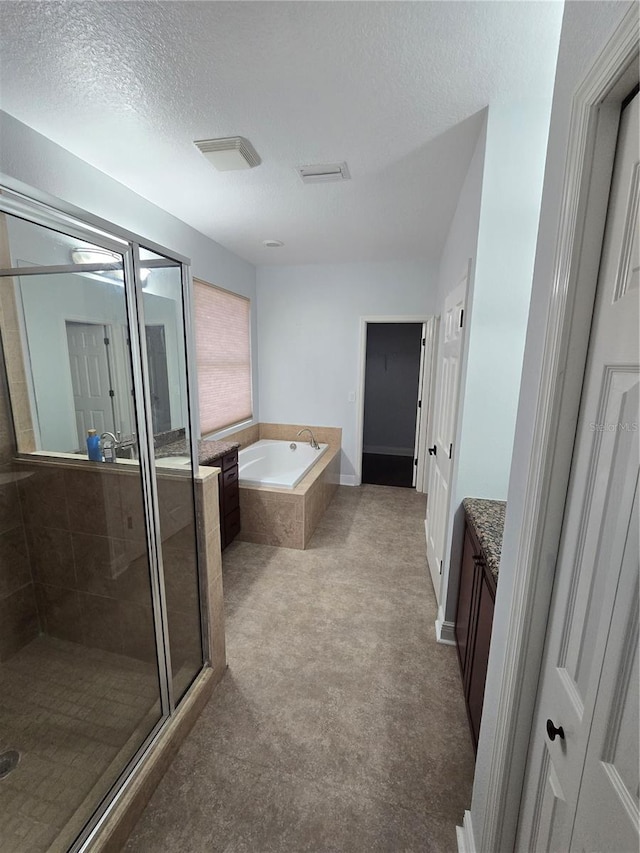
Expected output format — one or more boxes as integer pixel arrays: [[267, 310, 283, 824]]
[[428, 445, 437, 456], [546, 719, 565, 742]]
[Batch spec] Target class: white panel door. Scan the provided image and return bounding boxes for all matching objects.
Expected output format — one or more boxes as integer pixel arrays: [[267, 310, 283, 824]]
[[66, 321, 115, 449], [517, 93, 639, 853], [425, 269, 467, 599], [412, 323, 427, 489], [416, 316, 439, 494]]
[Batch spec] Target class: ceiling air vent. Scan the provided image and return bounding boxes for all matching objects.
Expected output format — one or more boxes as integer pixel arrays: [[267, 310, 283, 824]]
[[298, 162, 351, 184], [194, 136, 261, 171]]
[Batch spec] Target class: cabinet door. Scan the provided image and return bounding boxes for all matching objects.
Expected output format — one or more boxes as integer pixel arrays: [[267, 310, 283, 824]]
[[467, 570, 495, 748], [455, 528, 478, 683]]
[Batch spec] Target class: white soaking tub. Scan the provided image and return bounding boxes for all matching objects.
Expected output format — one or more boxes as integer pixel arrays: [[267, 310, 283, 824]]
[[238, 439, 328, 489]]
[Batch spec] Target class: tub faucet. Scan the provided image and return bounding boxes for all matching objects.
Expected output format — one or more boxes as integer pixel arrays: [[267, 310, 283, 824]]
[[297, 428, 319, 450]]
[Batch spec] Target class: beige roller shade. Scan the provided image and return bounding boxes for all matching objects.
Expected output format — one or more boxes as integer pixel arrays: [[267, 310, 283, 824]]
[[194, 279, 252, 434]]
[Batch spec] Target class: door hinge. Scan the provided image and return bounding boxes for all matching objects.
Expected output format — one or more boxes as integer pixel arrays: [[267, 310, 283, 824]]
[[459, 309, 464, 328], [109, 389, 115, 398], [449, 443, 453, 459], [418, 400, 422, 409], [422, 337, 426, 346], [104, 336, 110, 346], [414, 458, 418, 467]]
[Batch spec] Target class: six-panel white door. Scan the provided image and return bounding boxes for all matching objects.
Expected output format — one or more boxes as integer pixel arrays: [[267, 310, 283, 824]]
[[425, 268, 467, 600], [66, 321, 115, 450], [516, 93, 639, 853]]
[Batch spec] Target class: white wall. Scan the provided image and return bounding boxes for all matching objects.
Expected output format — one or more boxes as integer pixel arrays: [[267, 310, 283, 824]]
[[470, 2, 635, 849], [435, 95, 557, 626], [428, 116, 487, 606], [456, 100, 554, 503], [436, 115, 487, 311], [0, 111, 259, 431], [256, 261, 436, 482]]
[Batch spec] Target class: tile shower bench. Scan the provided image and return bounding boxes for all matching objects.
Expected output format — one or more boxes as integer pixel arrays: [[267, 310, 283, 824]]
[[455, 497, 506, 751]]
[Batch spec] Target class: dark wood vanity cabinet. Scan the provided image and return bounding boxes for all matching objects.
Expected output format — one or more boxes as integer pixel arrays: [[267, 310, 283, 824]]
[[217, 449, 240, 550], [455, 520, 496, 751]]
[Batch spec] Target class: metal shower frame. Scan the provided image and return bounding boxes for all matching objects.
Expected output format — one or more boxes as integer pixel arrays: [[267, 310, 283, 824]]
[[0, 182, 207, 853]]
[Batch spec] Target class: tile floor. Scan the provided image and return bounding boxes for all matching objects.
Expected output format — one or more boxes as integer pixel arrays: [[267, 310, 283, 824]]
[[124, 485, 475, 852], [0, 635, 159, 853]]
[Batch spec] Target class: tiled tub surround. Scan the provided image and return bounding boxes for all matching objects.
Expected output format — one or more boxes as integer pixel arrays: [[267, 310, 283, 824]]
[[220, 423, 342, 550]]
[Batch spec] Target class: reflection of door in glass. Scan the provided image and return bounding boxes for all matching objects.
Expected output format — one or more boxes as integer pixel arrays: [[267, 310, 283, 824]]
[[145, 324, 171, 434], [66, 321, 116, 450]]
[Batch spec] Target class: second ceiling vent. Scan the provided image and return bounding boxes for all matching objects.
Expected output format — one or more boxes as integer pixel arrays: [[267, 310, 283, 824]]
[[298, 162, 351, 184]]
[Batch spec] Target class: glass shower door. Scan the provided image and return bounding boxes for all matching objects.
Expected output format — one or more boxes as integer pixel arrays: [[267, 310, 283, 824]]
[[138, 247, 203, 703], [0, 212, 166, 852]]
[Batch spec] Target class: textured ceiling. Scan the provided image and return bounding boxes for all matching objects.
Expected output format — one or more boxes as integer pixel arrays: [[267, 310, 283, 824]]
[[0, 1, 563, 266]]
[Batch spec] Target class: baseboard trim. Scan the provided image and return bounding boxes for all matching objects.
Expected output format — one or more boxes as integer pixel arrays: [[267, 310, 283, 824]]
[[457, 810, 477, 853], [435, 616, 456, 646], [340, 474, 358, 486]]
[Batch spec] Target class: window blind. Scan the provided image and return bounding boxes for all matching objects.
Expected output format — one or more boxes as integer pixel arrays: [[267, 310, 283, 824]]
[[194, 279, 252, 434]]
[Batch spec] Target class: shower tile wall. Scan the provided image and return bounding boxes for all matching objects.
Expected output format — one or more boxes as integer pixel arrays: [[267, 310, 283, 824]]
[[16, 463, 155, 662], [0, 337, 38, 663], [14, 460, 201, 669]]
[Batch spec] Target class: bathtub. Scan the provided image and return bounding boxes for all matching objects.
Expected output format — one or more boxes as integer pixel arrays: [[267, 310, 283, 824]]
[[239, 439, 328, 489]]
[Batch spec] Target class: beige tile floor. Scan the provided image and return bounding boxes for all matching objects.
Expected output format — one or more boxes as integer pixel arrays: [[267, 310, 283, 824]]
[[0, 635, 160, 853], [124, 485, 475, 853]]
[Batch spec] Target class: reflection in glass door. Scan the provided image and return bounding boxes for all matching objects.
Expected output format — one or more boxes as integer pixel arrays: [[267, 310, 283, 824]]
[[139, 247, 203, 703], [0, 192, 204, 852]]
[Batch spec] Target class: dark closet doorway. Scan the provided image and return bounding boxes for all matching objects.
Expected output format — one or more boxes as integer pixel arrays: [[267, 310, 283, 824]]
[[361, 322, 423, 488]]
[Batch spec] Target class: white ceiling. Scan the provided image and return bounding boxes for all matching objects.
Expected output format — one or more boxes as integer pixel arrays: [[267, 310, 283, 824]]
[[0, 2, 563, 266]]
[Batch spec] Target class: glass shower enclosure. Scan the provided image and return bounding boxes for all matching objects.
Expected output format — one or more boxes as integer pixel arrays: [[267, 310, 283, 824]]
[[0, 187, 205, 852]]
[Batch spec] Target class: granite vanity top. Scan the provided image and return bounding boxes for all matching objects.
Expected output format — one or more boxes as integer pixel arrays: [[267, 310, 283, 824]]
[[155, 437, 240, 466], [462, 497, 507, 582]]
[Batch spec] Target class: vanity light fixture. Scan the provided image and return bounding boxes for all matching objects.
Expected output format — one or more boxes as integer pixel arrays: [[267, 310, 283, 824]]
[[194, 136, 261, 171], [71, 247, 120, 266]]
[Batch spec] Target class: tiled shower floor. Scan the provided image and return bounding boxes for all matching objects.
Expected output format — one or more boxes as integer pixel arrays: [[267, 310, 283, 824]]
[[0, 635, 159, 853]]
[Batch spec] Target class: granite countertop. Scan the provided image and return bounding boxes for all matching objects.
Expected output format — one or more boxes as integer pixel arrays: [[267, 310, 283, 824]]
[[462, 497, 507, 583], [155, 437, 240, 466]]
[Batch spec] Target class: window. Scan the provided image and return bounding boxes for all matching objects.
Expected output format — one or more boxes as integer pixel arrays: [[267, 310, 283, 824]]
[[193, 278, 252, 434]]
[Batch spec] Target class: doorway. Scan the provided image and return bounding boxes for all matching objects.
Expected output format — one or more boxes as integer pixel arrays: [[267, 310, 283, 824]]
[[145, 324, 171, 434], [66, 321, 116, 450], [361, 322, 423, 488]]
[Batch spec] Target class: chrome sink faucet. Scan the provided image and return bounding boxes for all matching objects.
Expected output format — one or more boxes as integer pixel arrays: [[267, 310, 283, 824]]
[[297, 428, 319, 450], [100, 431, 118, 463]]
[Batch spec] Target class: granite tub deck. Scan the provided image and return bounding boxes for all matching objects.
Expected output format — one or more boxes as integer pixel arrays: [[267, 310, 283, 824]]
[[219, 424, 342, 550], [462, 497, 506, 582], [154, 433, 240, 466]]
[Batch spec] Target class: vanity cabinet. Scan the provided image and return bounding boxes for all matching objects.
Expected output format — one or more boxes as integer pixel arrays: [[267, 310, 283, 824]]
[[455, 518, 496, 751], [217, 449, 240, 550]]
